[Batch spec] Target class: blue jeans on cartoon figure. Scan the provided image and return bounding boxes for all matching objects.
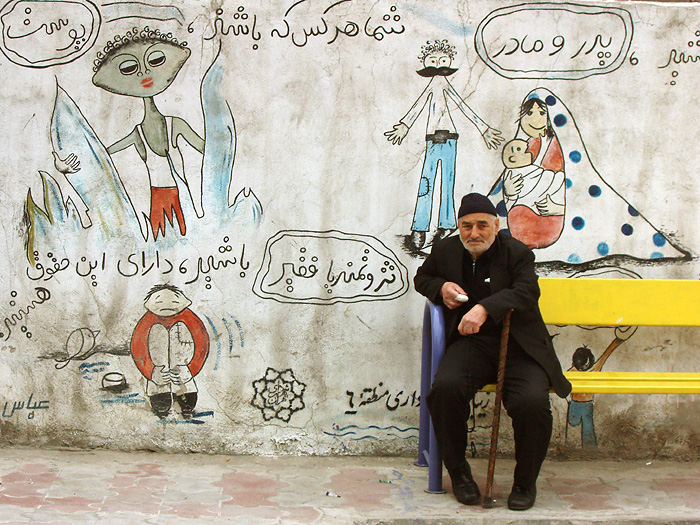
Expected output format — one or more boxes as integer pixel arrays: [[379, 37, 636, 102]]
[[568, 399, 597, 447], [412, 138, 457, 232]]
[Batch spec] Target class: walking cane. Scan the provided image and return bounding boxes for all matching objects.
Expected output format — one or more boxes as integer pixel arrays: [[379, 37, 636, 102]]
[[482, 309, 513, 509]]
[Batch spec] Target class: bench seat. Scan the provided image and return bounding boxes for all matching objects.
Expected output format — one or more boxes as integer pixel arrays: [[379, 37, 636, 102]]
[[480, 372, 700, 394]]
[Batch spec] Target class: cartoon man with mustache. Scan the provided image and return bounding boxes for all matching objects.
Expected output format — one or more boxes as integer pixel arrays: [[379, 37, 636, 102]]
[[385, 40, 503, 251]]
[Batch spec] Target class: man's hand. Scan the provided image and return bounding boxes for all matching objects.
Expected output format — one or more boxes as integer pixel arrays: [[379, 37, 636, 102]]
[[170, 365, 193, 385], [384, 123, 409, 145], [504, 171, 524, 199], [441, 282, 468, 310], [458, 304, 488, 335], [53, 151, 81, 174], [482, 127, 504, 150], [151, 365, 171, 386]]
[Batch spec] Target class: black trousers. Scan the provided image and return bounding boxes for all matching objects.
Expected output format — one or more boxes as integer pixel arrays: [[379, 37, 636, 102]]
[[426, 334, 553, 490]]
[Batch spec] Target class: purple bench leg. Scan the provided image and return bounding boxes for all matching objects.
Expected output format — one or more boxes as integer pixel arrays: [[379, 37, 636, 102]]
[[416, 301, 447, 494]]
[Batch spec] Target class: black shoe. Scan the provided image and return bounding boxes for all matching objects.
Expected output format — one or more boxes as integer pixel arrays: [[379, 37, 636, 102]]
[[432, 228, 454, 244], [410, 231, 426, 250], [150, 393, 172, 419], [448, 466, 481, 505], [508, 484, 536, 510], [175, 393, 197, 419]]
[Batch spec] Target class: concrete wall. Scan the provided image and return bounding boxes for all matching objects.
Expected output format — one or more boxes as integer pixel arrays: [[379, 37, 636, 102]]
[[0, 0, 699, 459]]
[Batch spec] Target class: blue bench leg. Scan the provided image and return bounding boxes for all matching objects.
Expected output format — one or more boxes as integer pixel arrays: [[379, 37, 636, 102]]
[[417, 301, 447, 494], [415, 303, 432, 468]]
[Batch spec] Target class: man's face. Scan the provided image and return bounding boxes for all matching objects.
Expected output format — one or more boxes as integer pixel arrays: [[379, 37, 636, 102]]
[[520, 103, 548, 138], [92, 40, 190, 97], [423, 51, 451, 69], [458, 213, 499, 258], [502, 139, 532, 168], [144, 288, 192, 316]]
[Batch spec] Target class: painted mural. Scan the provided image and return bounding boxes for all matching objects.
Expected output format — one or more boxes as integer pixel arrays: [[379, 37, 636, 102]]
[[0, 0, 699, 457]]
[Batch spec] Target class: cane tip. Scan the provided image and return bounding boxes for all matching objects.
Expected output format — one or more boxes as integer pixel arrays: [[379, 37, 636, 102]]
[[482, 498, 494, 509]]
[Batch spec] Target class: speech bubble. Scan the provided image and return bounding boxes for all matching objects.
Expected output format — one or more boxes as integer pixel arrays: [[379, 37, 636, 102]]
[[0, 0, 100, 68], [253, 230, 409, 305], [475, 3, 633, 80]]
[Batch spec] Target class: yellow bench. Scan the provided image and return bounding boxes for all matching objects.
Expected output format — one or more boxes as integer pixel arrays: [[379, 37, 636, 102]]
[[417, 278, 700, 496], [540, 277, 700, 394]]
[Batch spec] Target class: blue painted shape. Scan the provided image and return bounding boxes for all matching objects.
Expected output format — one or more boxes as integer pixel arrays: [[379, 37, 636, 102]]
[[653, 233, 667, 247], [204, 314, 221, 371], [496, 200, 507, 217]]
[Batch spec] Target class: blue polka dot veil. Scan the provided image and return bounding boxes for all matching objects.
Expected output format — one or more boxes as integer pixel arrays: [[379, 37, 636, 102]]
[[489, 88, 690, 268]]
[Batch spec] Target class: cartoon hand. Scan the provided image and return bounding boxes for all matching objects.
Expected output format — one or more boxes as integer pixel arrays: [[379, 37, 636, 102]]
[[614, 325, 638, 341], [503, 171, 524, 198], [170, 365, 193, 385], [151, 365, 171, 386], [384, 123, 409, 145], [52, 151, 81, 174], [482, 127, 504, 150], [535, 195, 565, 216]]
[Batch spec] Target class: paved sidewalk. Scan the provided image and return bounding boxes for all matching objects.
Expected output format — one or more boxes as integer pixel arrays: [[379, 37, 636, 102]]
[[0, 448, 699, 524]]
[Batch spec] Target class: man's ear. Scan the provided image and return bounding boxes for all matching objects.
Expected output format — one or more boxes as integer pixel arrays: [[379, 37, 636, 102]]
[[494, 217, 500, 230]]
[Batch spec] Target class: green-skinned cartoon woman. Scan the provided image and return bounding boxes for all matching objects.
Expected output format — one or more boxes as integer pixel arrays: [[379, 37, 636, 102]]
[[92, 27, 204, 241]]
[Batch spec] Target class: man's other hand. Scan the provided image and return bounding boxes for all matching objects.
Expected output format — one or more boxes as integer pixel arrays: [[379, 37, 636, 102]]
[[384, 123, 409, 145], [441, 281, 467, 310], [458, 305, 488, 335]]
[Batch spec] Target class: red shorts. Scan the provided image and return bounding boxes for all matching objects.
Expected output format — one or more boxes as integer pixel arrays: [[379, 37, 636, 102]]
[[150, 186, 186, 240]]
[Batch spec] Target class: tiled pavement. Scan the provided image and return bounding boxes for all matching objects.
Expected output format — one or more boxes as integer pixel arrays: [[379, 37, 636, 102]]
[[0, 447, 699, 523]]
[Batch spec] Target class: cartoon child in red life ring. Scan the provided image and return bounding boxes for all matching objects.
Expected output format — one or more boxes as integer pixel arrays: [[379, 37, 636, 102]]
[[130, 284, 209, 419]]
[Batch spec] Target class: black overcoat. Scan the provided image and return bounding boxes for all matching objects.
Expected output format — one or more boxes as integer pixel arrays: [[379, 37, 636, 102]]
[[414, 232, 572, 398]]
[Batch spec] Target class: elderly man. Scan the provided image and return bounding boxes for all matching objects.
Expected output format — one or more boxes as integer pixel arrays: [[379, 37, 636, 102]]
[[414, 193, 571, 510]]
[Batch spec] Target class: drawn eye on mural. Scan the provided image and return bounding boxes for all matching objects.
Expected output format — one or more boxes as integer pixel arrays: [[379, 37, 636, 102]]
[[488, 88, 692, 271], [0, 0, 101, 68], [384, 39, 503, 254], [130, 284, 210, 420]]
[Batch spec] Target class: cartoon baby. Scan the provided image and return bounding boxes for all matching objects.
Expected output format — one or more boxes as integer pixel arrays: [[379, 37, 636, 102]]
[[500, 138, 566, 248]]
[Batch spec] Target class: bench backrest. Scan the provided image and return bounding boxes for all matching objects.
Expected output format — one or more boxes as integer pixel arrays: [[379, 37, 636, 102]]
[[538, 278, 700, 327]]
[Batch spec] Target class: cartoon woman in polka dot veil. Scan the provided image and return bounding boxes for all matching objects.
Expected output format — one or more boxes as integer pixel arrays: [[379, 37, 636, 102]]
[[489, 88, 691, 268]]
